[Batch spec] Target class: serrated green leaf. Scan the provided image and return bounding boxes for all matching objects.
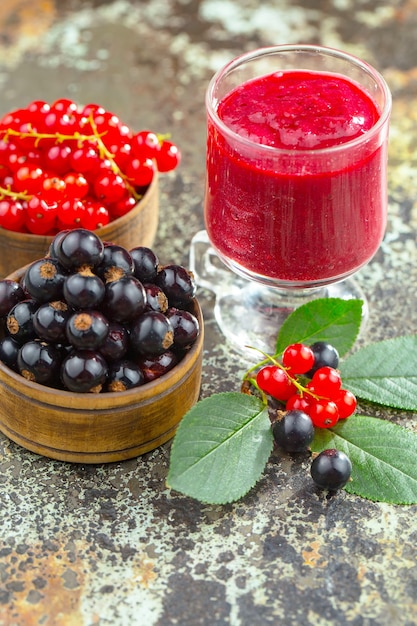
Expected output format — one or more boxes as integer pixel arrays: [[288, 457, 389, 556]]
[[340, 335, 417, 410], [275, 298, 362, 357], [311, 415, 417, 504], [167, 392, 273, 504]]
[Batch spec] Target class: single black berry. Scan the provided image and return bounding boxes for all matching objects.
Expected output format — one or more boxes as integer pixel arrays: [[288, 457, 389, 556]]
[[272, 410, 315, 452], [33, 300, 70, 343], [99, 321, 129, 361], [56, 228, 104, 270], [310, 449, 352, 491], [102, 275, 146, 323], [136, 350, 179, 382], [0, 279, 26, 317], [106, 359, 145, 392], [17, 339, 62, 385], [130, 246, 159, 283], [63, 267, 105, 309], [144, 283, 168, 313], [306, 341, 339, 377], [66, 310, 109, 350], [24, 258, 66, 303], [166, 307, 199, 349], [155, 264, 196, 307], [61, 349, 108, 393], [0, 335, 21, 370], [6, 299, 38, 344], [97, 243, 134, 282], [130, 311, 174, 356]]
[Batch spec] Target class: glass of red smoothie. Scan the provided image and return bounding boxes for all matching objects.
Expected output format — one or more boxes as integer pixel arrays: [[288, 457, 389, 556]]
[[190, 45, 391, 354]]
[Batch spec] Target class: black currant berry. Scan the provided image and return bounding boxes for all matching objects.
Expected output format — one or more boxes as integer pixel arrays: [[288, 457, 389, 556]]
[[0, 336, 21, 370], [310, 449, 352, 491], [166, 307, 199, 349], [97, 243, 134, 282], [99, 321, 129, 361], [155, 264, 196, 307], [102, 275, 146, 323], [6, 299, 38, 344], [136, 350, 179, 382], [48, 229, 70, 259], [63, 267, 105, 309], [17, 339, 62, 385], [33, 301, 70, 343], [306, 342, 339, 377], [144, 283, 168, 313], [130, 311, 174, 356], [61, 349, 108, 393], [24, 258, 66, 303], [66, 310, 109, 350], [130, 246, 159, 283], [272, 410, 315, 453], [57, 228, 104, 270], [0, 279, 26, 317], [106, 359, 145, 392]]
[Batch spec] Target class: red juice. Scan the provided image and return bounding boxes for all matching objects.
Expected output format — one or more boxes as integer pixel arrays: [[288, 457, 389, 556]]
[[205, 70, 388, 287]]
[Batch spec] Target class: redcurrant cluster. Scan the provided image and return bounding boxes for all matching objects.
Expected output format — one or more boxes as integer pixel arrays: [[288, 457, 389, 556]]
[[0, 228, 199, 393], [251, 341, 355, 490], [0, 98, 181, 235], [255, 341, 356, 428]]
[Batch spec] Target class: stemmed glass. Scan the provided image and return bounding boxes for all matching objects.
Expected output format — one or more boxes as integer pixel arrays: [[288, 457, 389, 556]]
[[190, 45, 391, 355]]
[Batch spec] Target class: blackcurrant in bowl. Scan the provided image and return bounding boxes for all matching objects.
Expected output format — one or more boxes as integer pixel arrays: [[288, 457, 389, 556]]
[[0, 260, 203, 464]]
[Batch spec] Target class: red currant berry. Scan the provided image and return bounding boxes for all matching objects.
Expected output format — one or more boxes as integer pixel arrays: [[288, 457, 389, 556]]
[[41, 176, 67, 203], [0, 199, 26, 231], [63, 171, 89, 199], [93, 170, 127, 203], [70, 145, 100, 174], [334, 389, 357, 419], [26, 196, 58, 234], [308, 399, 339, 428], [282, 343, 315, 375], [125, 157, 155, 187], [58, 198, 85, 228], [109, 195, 136, 219], [13, 164, 46, 194], [131, 130, 160, 159], [43, 144, 72, 175], [156, 140, 181, 172], [82, 199, 110, 230], [286, 393, 311, 413], [311, 366, 342, 399], [256, 365, 297, 401]]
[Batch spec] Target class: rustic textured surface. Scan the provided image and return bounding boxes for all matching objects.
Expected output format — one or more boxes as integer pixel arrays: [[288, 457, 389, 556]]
[[0, 1, 416, 625]]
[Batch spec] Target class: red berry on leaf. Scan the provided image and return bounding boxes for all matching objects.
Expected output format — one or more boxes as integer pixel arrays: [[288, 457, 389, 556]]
[[282, 343, 315, 375], [334, 389, 357, 419], [256, 365, 297, 401], [308, 399, 339, 428], [286, 393, 312, 413], [311, 366, 342, 399]]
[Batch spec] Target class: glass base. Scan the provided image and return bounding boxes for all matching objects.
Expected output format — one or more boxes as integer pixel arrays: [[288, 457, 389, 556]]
[[190, 230, 368, 357]]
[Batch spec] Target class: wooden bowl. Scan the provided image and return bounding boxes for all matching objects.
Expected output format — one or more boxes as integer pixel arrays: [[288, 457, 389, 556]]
[[0, 298, 203, 464], [0, 172, 159, 279]]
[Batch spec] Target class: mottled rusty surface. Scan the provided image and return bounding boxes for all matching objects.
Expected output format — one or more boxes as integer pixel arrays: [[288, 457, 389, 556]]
[[0, 1, 416, 625]]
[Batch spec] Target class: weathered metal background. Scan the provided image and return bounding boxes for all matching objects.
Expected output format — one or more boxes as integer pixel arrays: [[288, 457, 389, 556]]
[[0, 1, 416, 624]]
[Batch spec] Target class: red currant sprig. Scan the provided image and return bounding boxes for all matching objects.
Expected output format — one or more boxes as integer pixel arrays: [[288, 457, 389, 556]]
[[246, 342, 357, 429]]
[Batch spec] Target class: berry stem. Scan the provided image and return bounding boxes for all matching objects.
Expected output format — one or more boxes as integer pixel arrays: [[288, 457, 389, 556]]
[[0, 184, 32, 201]]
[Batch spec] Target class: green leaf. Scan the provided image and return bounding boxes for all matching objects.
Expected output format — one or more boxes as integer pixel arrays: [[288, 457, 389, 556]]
[[311, 415, 417, 504], [167, 392, 273, 504], [275, 298, 362, 357], [340, 335, 417, 410]]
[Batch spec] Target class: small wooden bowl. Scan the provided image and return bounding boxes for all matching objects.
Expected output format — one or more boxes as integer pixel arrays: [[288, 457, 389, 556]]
[[0, 172, 159, 279], [0, 298, 203, 464]]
